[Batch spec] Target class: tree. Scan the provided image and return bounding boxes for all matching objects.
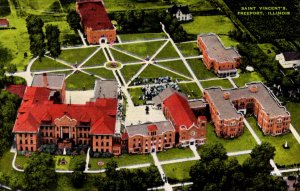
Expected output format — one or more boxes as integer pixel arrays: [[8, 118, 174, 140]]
[[45, 24, 61, 58], [23, 153, 57, 191], [199, 143, 228, 162], [67, 10, 81, 31], [70, 156, 86, 188], [6, 64, 17, 74]]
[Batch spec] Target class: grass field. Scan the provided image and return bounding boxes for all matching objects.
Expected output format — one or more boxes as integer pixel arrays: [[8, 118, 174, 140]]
[[202, 123, 257, 152], [54, 156, 70, 170], [83, 49, 107, 67], [0, 151, 20, 177], [187, 59, 216, 80], [178, 82, 203, 99], [139, 65, 189, 81], [202, 79, 233, 89], [155, 42, 180, 60], [31, 57, 71, 71], [176, 42, 199, 57], [121, 64, 144, 82], [286, 102, 300, 133], [233, 71, 265, 87], [258, 43, 279, 58], [156, 60, 191, 77], [58, 47, 97, 64], [89, 154, 153, 170], [157, 148, 194, 161], [128, 88, 145, 106], [84, 68, 115, 80], [15, 155, 30, 169], [163, 161, 197, 182], [18, 0, 63, 14], [229, 154, 250, 164], [114, 40, 166, 59], [247, 117, 300, 165], [66, 72, 97, 90], [119, 33, 166, 42], [110, 49, 141, 63]]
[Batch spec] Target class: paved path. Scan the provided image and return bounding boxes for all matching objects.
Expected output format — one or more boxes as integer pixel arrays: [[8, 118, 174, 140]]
[[189, 145, 201, 159], [289, 124, 300, 145], [77, 29, 87, 47], [110, 46, 145, 62], [227, 150, 252, 156], [12, 152, 24, 172], [116, 38, 167, 45], [148, 182, 193, 191], [227, 76, 238, 88], [78, 47, 102, 68], [243, 119, 262, 145], [270, 159, 282, 176], [0, 184, 12, 190], [152, 63, 193, 81], [151, 152, 172, 191], [85, 163, 151, 174]]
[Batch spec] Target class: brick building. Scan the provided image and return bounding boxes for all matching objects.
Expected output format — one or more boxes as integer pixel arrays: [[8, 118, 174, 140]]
[[204, 83, 291, 138], [197, 33, 241, 77], [125, 121, 175, 154], [153, 88, 207, 147], [0, 18, 9, 28], [76, 0, 116, 44]]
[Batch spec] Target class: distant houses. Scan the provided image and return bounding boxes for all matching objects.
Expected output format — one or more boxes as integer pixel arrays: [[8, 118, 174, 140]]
[[167, 4, 192, 22], [276, 52, 300, 69], [0, 18, 9, 28]]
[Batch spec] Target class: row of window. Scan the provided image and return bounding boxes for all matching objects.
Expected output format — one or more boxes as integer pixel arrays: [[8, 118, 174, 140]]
[[19, 140, 34, 144]]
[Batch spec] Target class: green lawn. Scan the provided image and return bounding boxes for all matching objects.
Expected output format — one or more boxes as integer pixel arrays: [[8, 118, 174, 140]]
[[89, 154, 153, 170], [140, 65, 189, 81], [163, 161, 197, 182], [66, 72, 97, 90], [176, 42, 199, 57], [155, 42, 180, 60], [55, 174, 97, 191], [58, 47, 97, 64], [178, 83, 203, 99], [128, 88, 145, 106], [202, 79, 233, 89], [46, 70, 74, 77], [84, 68, 115, 80], [121, 64, 144, 82], [229, 154, 250, 164], [258, 43, 278, 58], [114, 40, 166, 59], [110, 49, 141, 63], [286, 102, 300, 133], [157, 148, 194, 161], [54, 156, 71, 170], [156, 60, 191, 77], [31, 57, 71, 71], [119, 33, 166, 42], [187, 59, 216, 80], [202, 123, 257, 152], [0, 151, 21, 177], [83, 49, 107, 67], [18, 0, 62, 14], [247, 117, 300, 165], [15, 155, 30, 170], [233, 71, 265, 87]]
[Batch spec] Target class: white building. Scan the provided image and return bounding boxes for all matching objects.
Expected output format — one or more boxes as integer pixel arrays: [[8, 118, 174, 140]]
[[276, 52, 300, 69], [168, 5, 192, 22]]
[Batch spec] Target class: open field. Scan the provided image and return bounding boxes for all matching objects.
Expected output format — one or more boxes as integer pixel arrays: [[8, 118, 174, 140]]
[[54, 156, 70, 170], [119, 33, 167, 42], [156, 60, 191, 77], [286, 102, 300, 134], [58, 47, 97, 64], [83, 49, 107, 67], [201, 79, 233, 89], [84, 68, 115, 80], [31, 57, 71, 71], [139, 65, 189, 81], [178, 82, 203, 99], [110, 49, 141, 63], [66, 72, 97, 90], [187, 59, 216, 80], [121, 64, 144, 82], [155, 42, 180, 60], [157, 148, 194, 161], [163, 161, 197, 182], [233, 71, 265, 87], [247, 117, 300, 166], [176, 42, 199, 57]]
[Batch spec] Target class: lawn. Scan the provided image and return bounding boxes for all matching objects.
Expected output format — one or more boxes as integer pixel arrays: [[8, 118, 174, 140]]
[[46, 70, 74, 77], [114, 40, 166, 59], [18, 0, 62, 14], [128, 88, 145, 106], [155, 42, 180, 60], [286, 102, 300, 133], [201, 79, 233, 89], [84, 68, 115, 80], [66, 72, 97, 90], [140, 65, 190, 81], [55, 174, 97, 191], [83, 49, 107, 67], [229, 154, 250, 164], [163, 161, 197, 182], [121, 64, 144, 82], [31, 57, 71, 71], [15, 155, 30, 170], [89, 154, 153, 170], [157, 148, 194, 161], [156, 60, 191, 77], [58, 47, 97, 64], [233, 71, 265, 87], [201, 123, 257, 152], [258, 43, 279, 58], [247, 117, 300, 165], [43, 21, 77, 44], [178, 82, 203, 99], [119, 33, 166, 42], [54, 156, 71, 170], [0, 151, 21, 177], [110, 48, 141, 63], [187, 59, 216, 80], [176, 42, 199, 57]]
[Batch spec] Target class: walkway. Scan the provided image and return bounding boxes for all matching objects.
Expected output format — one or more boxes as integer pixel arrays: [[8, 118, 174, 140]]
[[151, 152, 172, 191], [77, 29, 87, 47]]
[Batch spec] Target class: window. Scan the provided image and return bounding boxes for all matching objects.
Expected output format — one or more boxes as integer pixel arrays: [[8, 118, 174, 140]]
[[30, 140, 33, 144], [25, 140, 28, 144], [101, 142, 104, 146], [96, 142, 98, 146], [106, 142, 109, 146]]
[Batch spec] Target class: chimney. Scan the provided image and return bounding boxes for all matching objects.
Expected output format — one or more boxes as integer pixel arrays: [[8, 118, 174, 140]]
[[223, 92, 230, 100], [249, 85, 258, 93], [42, 73, 48, 87]]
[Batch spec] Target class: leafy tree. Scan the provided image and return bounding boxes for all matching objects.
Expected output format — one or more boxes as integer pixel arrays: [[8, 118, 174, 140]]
[[199, 143, 228, 162], [70, 156, 86, 188], [67, 10, 81, 31], [6, 64, 17, 74], [23, 153, 57, 191], [45, 24, 61, 58]]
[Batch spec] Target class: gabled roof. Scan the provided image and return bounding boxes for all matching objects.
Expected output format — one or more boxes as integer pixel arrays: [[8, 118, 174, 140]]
[[0, 18, 9, 25], [153, 87, 186, 106], [31, 73, 65, 89], [168, 4, 190, 15], [6, 85, 26, 98], [283, 52, 300, 61], [147, 124, 158, 132], [93, 80, 118, 99], [126, 121, 175, 137], [163, 93, 197, 129]]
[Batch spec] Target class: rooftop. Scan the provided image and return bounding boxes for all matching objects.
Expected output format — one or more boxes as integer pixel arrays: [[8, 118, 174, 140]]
[[282, 52, 300, 61], [198, 33, 240, 63], [93, 80, 118, 99], [6, 84, 26, 98], [168, 4, 190, 15], [126, 121, 175, 137], [31, 73, 65, 90], [0, 18, 9, 25], [204, 83, 290, 120], [152, 87, 186, 106]]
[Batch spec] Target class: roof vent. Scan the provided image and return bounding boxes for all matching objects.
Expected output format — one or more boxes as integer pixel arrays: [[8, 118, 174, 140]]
[[249, 85, 258, 93], [223, 92, 230, 100]]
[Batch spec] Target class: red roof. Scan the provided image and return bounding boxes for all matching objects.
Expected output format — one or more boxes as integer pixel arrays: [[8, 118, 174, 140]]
[[77, 1, 114, 30], [163, 93, 197, 130], [122, 132, 128, 140], [0, 18, 9, 26], [13, 87, 117, 134], [147, 124, 158, 132], [6, 85, 26, 98], [198, 116, 207, 121]]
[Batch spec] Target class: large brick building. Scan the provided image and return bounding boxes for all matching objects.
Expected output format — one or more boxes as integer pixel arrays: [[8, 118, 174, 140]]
[[204, 83, 291, 138], [76, 0, 116, 44], [197, 33, 241, 77]]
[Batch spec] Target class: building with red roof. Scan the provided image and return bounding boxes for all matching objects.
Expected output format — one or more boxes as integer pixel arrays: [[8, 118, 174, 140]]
[[6, 84, 26, 98], [76, 0, 116, 44], [0, 18, 9, 28]]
